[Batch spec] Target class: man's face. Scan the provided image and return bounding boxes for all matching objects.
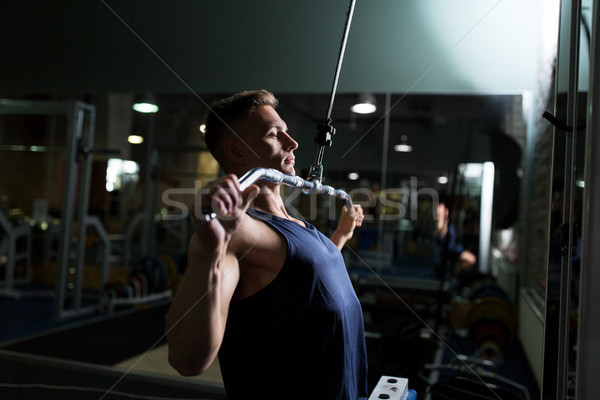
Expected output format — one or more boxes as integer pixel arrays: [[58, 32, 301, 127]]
[[232, 105, 298, 175]]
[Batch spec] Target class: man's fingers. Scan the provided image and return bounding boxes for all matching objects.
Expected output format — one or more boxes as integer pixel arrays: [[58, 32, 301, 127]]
[[353, 205, 364, 227], [212, 186, 233, 215]]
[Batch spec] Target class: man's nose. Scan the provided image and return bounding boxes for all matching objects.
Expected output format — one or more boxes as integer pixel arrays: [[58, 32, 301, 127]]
[[284, 133, 298, 151]]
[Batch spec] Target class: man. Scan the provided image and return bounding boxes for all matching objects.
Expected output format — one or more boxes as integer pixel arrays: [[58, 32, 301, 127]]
[[435, 193, 477, 281], [166, 90, 368, 399]]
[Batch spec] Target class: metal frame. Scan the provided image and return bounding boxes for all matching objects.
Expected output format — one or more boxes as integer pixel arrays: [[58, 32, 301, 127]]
[[0, 99, 108, 320], [0, 213, 32, 298], [576, 0, 600, 398], [540, 0, 583, 397]]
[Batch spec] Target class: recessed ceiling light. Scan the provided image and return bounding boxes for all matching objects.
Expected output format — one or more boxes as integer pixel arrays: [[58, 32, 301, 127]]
[[132, 102, 159, 113], [348, 172, 360, 180], [128, 135, 144, 144], [351, 93, 377, 114], [393, 144, 412, 152], [350, 103, 377, 114]]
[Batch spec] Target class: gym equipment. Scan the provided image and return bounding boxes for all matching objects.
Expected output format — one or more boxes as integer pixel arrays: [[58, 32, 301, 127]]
[[469, 281, 511, 304], [129, 275, 141, 298], [239, 168, 353, 210], [306, 0, 356, 185], [102, 265, 172, 314], [465, 281, 517, 361], [0, 100, 115, 320], [368, 376, 413, 400], [132, 256, 167, 294], [130, 272, 148, 297], [429, 375, 527, 400], [103, 283, 119, 299], [0, 213, 32, 298], [425, 355, 530, 400]]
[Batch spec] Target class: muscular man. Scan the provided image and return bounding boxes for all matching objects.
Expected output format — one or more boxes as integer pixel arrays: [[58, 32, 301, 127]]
[[166, 90, 368, 399]]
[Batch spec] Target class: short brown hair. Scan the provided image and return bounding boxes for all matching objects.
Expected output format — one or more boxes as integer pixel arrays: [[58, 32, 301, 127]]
[[203, 90, 278, 158]]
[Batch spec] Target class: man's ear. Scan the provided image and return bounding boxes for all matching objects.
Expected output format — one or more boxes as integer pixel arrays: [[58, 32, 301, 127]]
[[223, 138, 245, 163]]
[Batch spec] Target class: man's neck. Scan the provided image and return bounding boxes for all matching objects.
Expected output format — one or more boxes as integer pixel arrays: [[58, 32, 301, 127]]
[[251, 183, 288, 217], [250, 183, 306, 227]]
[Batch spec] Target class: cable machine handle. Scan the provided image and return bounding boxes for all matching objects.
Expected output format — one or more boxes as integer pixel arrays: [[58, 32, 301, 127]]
[[239, 167, 354, 210]]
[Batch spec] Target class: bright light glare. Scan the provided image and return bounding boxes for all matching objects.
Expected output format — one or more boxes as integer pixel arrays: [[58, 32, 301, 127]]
[[479, 162, 495, 274], [128, 135, 144, 144], [122, 160, 139, 174], [394, 144, 413, 152], [350, 103, 376, 114], [461, 163, 483, 178], [133, 102, 159, 113], [437, 176, 448, 184], [348, 172, 360, 180], [199, 124, 207, 133], [106, 158, 140, 192]]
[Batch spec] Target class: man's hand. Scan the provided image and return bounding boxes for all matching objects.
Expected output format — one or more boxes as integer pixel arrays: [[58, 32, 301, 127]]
[[192, 174, 259, 252], [330, 205, 364, 250]]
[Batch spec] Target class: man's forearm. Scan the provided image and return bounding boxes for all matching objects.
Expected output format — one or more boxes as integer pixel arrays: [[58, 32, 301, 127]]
[[330, 230, 350, 250]]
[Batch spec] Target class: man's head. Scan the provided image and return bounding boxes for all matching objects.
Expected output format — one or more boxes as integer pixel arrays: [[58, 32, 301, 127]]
[[204, 90, 278, 164], [203, 90, 297, 176]]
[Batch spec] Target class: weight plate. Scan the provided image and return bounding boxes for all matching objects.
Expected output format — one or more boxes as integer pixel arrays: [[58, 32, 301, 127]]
[[133, 256, 167, 293]]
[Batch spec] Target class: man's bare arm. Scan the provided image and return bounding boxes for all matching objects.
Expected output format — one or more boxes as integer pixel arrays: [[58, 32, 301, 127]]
[[166, 231, 239, 376], [330, 205, 364, 250], [165, 175, 258, 376], [166, 235, 239, 375]]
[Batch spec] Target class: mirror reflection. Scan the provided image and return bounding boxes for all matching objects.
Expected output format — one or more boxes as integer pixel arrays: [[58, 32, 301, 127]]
[[2, 0, 595, 398]]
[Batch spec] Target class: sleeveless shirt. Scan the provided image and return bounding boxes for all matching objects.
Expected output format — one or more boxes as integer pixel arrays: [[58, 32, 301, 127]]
[[217, 209, 368, 399]]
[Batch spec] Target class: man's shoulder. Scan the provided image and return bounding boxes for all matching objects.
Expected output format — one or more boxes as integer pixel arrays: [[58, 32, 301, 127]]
[[228, 212, 284, 255]]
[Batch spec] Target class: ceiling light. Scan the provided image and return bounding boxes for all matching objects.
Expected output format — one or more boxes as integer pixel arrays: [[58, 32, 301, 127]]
[[394, 144, 412, 152], [348, 172, 360, 181], [133, 93, 159, 113], [128, 135, 144, 144], [437, 176, 448, 184], [199, 123, 207, 133], [351, 93, 377, 114]]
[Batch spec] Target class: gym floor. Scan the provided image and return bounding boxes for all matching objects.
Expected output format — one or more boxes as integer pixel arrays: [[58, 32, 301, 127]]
[[0, 289, 225, 399]]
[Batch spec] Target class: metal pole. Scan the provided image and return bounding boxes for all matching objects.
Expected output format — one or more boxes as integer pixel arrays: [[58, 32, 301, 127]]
[[325, 0, 357, 122], [556, 0, 581, 397], [53, 105, 80, 319], [576, 1, 600, 398], [377, 93, 391, 255], [73, 103, 95, 310], [307, 0, 357, 184], [478, 162, 495, 274], [141, 113, 156, 257]]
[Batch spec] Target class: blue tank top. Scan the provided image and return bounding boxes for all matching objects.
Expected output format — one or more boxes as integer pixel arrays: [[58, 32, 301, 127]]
[[218, 209, 368, 399]]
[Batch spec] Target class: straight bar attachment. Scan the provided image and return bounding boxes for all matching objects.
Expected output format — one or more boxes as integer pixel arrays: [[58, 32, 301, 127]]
[[238, 168, 353, 209]]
